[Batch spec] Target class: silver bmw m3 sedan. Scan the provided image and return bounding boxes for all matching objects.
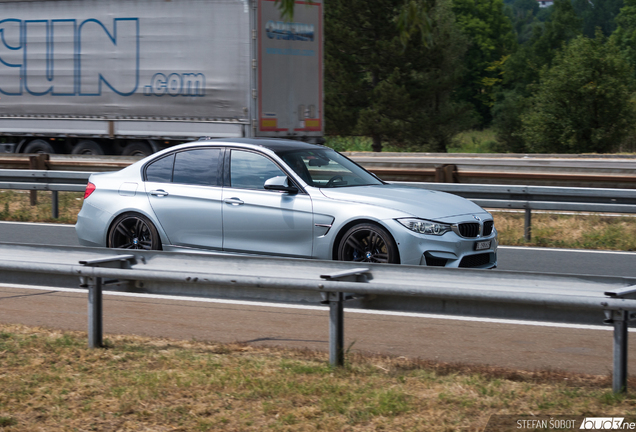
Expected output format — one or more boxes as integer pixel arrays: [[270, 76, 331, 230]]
[[76, 138, 497, 268]]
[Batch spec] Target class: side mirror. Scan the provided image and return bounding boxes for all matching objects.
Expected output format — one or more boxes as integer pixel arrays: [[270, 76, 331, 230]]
[[264, 176, 299, 194]]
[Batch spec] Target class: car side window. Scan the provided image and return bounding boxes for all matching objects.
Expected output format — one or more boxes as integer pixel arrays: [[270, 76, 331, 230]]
[[145, 153, 175, 183], [230, 150, 285, 190], [173, 148, 222, 186]]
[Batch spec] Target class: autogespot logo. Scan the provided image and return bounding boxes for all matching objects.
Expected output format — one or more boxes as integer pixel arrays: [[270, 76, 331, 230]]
[[580, 418, 627, 429], [266, 20, 314, 41]]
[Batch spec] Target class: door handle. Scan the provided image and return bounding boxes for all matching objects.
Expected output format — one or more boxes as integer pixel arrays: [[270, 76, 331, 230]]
[[224, 197, 244, 206], [150, 189, 169, 197]]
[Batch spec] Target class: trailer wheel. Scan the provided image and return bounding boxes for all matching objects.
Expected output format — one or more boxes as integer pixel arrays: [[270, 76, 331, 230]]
[[24, 139, 55, 154], [122, 141, 152, 157], [71, 140, 104, 155]]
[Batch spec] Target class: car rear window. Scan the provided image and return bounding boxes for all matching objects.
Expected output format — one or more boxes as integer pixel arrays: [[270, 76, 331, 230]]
[[173, 148, 222, 186], [145, 153, 175, 183]]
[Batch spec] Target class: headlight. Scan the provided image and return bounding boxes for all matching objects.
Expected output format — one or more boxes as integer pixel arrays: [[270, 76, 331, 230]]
[[397, 218, 452, 236]]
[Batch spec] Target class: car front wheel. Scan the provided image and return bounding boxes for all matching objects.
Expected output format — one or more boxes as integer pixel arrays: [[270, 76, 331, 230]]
[[108, 213, 162, 250], [337, 223, 399, 264]]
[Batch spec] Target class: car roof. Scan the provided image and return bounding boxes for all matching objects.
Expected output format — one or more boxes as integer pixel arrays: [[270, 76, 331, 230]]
[[198, 138, 326, 153]]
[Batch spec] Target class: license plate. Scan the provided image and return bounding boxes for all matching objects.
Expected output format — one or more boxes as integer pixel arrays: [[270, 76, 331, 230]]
[[475, 240, 491, 251]]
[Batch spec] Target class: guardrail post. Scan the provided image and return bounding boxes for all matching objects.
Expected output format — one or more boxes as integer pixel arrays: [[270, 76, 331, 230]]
[[51, 191, 59, 219], [524, 208, 532, 242], [328, 292, 345, 366], [320, 268, 372, 367], [79, 254, 137, 349], [613, 310, 629, 393], [87, 276, 103, 348]]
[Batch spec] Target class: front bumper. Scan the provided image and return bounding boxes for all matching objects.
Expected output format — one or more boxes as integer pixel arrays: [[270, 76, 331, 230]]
[[388, 219, 498, 268]]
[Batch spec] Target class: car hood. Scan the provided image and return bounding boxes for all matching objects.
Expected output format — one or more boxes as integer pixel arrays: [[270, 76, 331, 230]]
[[319, 184, 488, 220]]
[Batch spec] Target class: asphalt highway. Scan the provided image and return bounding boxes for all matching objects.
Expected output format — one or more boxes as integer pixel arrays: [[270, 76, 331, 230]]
[[0, 220, 635, 376]]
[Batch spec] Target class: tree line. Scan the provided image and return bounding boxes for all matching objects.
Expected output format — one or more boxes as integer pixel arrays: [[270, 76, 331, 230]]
[[320, 0, 636, 153]]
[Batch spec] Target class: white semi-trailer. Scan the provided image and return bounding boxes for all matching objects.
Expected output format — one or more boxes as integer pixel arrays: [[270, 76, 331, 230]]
[[0, 0, 323, 155]]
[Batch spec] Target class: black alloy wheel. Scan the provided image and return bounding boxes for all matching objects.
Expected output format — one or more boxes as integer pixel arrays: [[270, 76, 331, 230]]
[[108, 214, 162, 250], [337, 223, 399, 264]]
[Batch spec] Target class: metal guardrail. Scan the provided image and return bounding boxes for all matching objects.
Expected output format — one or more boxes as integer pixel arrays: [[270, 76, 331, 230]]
[[0, 243, 635, 392], [0, 169, 634, 239], [0, 154, 140, 171], [1, 153, 635, 187], [0, 169, 91, 191], [0, 169, 91, 218]]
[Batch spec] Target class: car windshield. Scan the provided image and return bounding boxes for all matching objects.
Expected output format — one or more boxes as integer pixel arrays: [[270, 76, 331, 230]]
[[276, 148, 383, 188]]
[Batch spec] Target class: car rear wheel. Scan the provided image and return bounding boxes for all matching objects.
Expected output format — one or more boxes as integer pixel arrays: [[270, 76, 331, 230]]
[[108, 213, 162, 250], [337, 223, 399, 264]]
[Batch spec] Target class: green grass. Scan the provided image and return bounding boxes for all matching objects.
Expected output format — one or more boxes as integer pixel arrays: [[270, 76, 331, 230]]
[[0, 323, 635, 431], [448, 129, 502, 153], [324, 136, 405, 153], [325, 130, 502, 153]]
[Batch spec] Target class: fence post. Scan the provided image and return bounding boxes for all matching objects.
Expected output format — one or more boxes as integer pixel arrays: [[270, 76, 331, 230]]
[[524, 208, 532, 242], [28, 153, 50, 206], [613, 310, 629, 393], [87, 276, 103, 348], [51, 191, 59, 219]]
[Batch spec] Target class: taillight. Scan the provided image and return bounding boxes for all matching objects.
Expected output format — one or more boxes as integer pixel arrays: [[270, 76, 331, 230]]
[[84, 182, 96, 199]]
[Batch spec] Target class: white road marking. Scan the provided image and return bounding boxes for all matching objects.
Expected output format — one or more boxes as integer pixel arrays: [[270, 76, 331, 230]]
[[499, 245, 635, 255], [0, 282, 624, 332], [0, 221, 75, 228]]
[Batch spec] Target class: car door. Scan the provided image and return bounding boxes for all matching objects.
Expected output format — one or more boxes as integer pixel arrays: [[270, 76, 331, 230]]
[[222, 149, 314, 257], [145, 147, 224, 250]]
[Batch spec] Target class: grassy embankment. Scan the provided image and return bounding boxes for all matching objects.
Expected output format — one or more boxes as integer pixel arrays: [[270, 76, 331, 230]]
[[0, 323, 634, 431]]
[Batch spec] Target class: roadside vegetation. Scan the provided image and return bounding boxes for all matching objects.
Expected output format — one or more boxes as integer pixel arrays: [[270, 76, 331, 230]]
[[326, 130, 503, 154], [0, 323, 634, 431], [1, 190, 635, 251], [323, 0, 636, 155], [0, 190, 81, 225]]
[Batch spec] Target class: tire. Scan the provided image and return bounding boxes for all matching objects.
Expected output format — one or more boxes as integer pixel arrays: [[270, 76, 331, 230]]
[[122, 141, 153, 157], [337, 223, 399, 264], [24, 139, 55, 154], [71, 140, 104, 155], [108, 213, 162, 250]]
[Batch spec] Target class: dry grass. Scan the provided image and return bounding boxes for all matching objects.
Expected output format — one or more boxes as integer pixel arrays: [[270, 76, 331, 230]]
[[0, 323, 635, 431], [0, 190, 82, 224], [493, 211, 636, 251]]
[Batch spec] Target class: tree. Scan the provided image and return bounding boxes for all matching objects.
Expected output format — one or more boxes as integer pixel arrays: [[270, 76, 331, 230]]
[[325, 0, 475, 152], [505, 0, 540, 44], [491, 0, 581, 151], [521, 33, 636, 153], [572, 0, 624, 38], [451, 0, 516, 125], [611, 0, 636, 70], [276, 0, 432, 48]]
